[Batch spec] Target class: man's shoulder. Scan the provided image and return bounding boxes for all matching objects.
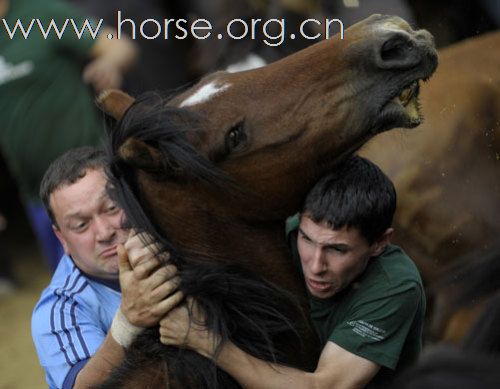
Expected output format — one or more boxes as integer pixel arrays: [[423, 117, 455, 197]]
[[285, 213, 300, 237], [285, 214, 304, 275], [34, 255, 121, 318], [348, 245, 424, 309], [41, 255, 87, 294], [326, 247, 426, 371], [371, 244, 423, 289], [33, 256, 96, 321]]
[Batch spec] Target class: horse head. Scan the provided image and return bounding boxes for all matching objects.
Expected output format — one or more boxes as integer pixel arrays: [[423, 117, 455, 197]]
[[99, 15, 436, 259]]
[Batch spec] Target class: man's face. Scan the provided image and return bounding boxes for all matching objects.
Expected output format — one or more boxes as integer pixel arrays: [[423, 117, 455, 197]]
[[297, 214, 383, 299], [51, 168, 128, 280]]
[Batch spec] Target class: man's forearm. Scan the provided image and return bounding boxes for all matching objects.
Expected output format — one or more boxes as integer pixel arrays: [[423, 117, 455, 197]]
[[160, 302, 317, 389], [161, 303, 379, 389], [209, 341, 316, 389], [73, 333, 125, 388]]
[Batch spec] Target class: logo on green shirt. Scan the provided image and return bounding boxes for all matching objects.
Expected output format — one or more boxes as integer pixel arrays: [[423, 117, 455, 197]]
[[347, 320, 386, 341], [0, 56, 33, 85]]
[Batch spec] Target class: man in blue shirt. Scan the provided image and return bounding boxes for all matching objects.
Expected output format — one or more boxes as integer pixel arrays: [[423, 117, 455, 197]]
[[31, 146, 182, 388]]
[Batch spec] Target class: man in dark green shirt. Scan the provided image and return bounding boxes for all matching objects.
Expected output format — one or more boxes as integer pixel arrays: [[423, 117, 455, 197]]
[[160, 156, 425, 388]]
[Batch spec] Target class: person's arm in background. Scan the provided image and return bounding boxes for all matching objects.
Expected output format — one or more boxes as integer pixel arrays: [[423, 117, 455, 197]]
[[73, 232, 183, 388], [82, 27, 139, 92], [160, 299, 380, 389]]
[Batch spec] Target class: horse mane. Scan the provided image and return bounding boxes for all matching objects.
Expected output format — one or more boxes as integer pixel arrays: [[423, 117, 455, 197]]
[[397, 248, 500, 387], [101, 92, 313, 388], [108, 91, 232, 189]]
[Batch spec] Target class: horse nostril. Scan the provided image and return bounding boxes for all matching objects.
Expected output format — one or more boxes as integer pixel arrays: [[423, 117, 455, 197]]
[[381, 35, 413, 62], [377, 32, 418, 69]]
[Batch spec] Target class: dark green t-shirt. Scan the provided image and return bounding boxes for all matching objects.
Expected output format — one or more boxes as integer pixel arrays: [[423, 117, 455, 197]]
[[286, 214, 425, 385], [0, 0, 102, 201]]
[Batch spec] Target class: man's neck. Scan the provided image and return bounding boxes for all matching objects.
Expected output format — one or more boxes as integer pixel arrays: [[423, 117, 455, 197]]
[[84, 272, 121, 292], [67, 254, 121, 292]]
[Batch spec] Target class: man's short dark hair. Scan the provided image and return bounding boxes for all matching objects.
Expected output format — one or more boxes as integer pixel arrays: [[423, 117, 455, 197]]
[[302, 156, 396, 244], [40, 146, 107, 227]]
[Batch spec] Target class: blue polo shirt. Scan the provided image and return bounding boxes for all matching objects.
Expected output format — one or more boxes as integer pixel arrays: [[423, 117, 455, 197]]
[[31, 255, 121, 389]]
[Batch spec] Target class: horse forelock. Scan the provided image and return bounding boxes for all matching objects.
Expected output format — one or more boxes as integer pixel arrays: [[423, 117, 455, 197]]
[[104, 92, 247, 258], [104, 92, 204, 258], [107, 91, 235, 186]]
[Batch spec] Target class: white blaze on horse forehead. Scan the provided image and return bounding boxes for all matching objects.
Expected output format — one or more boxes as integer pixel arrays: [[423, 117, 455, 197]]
[[179, 81, 231, 107]]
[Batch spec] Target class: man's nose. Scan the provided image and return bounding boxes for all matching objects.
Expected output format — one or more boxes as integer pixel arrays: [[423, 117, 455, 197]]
[[310, 248, 327, 274], [94, 216, 116, 242]]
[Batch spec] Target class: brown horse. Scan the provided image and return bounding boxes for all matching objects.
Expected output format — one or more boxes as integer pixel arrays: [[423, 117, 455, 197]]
[[393, 249, 500, 389], [98, 14, 437, 388], [359, 30, 500, 342], [428, 245, 500, 345]]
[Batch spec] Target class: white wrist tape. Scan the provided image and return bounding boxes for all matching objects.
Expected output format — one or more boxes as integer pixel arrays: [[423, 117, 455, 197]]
[[110, 308, 144, 348]]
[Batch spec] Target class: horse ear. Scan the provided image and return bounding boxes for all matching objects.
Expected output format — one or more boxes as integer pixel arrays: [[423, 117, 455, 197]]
[[96, 89, 135, 120], [119, 138, 186, 178], [118, 138, 163, 171]]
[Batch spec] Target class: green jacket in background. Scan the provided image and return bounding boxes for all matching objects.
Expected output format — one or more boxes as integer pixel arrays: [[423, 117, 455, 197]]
[[0, 0, 103, 202]]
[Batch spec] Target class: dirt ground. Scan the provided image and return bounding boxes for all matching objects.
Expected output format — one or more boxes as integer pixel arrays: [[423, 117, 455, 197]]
[[0, 245, 49, 389]]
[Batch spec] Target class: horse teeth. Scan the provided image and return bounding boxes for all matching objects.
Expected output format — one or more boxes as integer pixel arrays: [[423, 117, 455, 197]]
[[397, 80, 419, 107], [397, 88, 411, 106]]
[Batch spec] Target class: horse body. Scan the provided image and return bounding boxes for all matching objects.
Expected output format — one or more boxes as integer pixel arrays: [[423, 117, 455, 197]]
[[99, 14, 437, 387], [359, 31, 500, 341]]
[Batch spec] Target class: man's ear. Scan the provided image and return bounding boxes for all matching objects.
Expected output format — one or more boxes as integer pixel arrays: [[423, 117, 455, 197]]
[[53, 225, 69, 254], [371, 228, 394, 257]]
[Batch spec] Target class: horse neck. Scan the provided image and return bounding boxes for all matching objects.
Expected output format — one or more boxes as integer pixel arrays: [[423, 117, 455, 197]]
[[140, 176, 307, 298], [218, 115, 372, 221]]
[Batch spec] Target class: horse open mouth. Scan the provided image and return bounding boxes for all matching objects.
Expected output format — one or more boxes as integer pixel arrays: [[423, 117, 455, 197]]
[[387, 79, 424, 128], [395, 80, 421, 123]]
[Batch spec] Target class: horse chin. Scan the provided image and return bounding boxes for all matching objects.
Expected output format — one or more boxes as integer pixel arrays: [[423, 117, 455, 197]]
[[388, 97, 423, 128]]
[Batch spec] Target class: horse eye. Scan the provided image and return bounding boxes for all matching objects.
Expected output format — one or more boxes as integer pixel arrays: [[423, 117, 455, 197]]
[[225, 122, 246, 152]]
